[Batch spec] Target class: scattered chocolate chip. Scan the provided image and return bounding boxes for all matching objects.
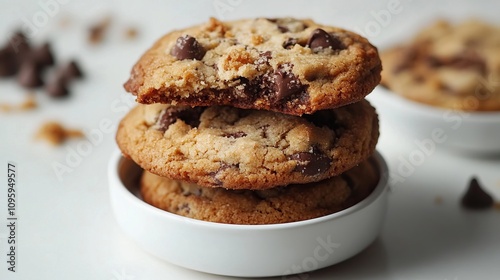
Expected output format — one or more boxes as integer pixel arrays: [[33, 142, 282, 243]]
[[307, 29, 344, 52], [289, 148, 331, 176], [170, 35, 206, 60], [45, 76, 69, 98], [0, 48, 18, 76], [6, 31, 30, 55], [17, 61, 43, 88], [44, 60, 83, 98], [282, 38, 298, 49], [461, 177, 494, 209], [32, 43, 54, 67], [0, 32, 31, 77], [274, 64, 304, 101], [223, 131, 247, 139], [60, 60, 83, 82]]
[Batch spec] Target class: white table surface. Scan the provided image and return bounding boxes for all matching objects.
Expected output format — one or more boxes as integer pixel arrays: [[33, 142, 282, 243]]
[[1, 1, 499, 279]]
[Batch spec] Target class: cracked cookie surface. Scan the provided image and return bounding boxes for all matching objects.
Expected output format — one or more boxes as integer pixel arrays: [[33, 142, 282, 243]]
[[124, 17, 382, 116], [140, 156, 379, 225], [381, 19, 500, 111], [116, 100, 379, 190]]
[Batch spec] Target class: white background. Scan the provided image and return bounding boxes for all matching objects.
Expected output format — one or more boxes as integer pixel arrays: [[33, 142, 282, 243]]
[[1, 0, 499, 279]]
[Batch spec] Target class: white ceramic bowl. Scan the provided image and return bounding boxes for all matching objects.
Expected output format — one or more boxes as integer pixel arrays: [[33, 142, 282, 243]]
[[369, 86, 500, 155], [108, 150, 389, 277]]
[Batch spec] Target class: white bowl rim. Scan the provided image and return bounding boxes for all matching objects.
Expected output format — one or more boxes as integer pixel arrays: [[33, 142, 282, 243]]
[[109, 149, 389, 231], [374, 85, 500, 123]]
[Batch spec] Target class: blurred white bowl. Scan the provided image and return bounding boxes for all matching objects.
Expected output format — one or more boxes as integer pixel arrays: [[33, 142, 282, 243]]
[[108, 150, 389, 277], [369, 86, 500, 155]]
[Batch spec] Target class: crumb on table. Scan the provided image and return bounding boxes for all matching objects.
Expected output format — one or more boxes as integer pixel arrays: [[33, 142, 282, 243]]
[[35, 121, 84, 145], [0, 95, 37, 112], [88, 16, 112, 44], [124, 27, 138, 39]]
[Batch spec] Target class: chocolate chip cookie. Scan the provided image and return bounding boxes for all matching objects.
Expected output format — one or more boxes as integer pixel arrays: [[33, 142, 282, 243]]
[[381, 19, 500, 111], [116, 100, 379, 190], [140, 156, 380, 225], [124, 17, 382, 116]]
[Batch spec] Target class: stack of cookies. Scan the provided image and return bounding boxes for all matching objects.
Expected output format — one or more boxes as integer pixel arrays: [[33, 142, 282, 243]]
[[116, 18, 382, 225]]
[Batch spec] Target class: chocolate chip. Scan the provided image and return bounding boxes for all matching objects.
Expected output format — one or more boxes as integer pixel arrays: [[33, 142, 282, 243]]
[[449, 52, 487, 75], [303, 110, 337, 130], [256, 51, 272, 66], [265, 18, 288, 32], [223, 131, 247, 139], [274, 64, 304, 101], [6, 31, 30, 56], [156, 107, 179, 131], [17, 61, 43, 88], [32, 43, 54, 67], [170, 35, 206, 60], [156, 107, 205, 131], [289, 148, 331, 176], [60, 60, 83, 82], [45, 76, 69, 98], [0, 48, 18, 76], [461, 177, 494, 210], [307, 29, 344, 52], [177, 107, 205, 127], [277, 25, 289, 33], [0, 32, 31, 76], [282, 38, 298, 49]]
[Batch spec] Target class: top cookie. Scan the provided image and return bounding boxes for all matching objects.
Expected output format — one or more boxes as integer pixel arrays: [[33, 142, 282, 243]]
[[124, 17, 382, 115], [381, 19, 500, 111]]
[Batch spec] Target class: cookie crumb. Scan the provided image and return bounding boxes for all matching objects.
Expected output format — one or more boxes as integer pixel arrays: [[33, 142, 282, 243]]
[[19, 95, 37, 110], [35, 121, 84, 145], [88, 16, 111, 44], [0, 95, 37, 112], [124, 27, 138, 40]]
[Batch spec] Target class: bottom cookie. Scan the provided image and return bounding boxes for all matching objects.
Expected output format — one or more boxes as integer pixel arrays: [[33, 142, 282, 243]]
[[140, 156, 379, 225]]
